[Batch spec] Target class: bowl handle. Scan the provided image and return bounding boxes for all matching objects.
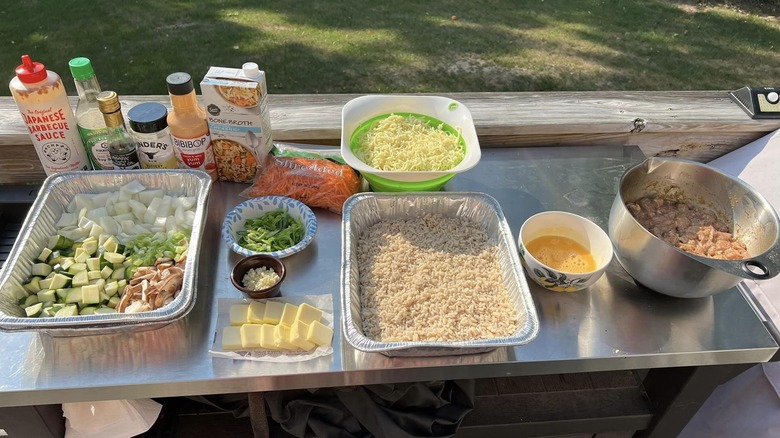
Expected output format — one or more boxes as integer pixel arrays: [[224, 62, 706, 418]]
[[741, 259, 774, 280]]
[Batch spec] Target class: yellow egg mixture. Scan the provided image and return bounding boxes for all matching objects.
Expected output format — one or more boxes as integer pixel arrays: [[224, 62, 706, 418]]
[[526, 235, 596, 273]]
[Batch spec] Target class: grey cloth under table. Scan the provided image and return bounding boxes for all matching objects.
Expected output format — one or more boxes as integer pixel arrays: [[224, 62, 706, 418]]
[[263, 380, 475, 438]]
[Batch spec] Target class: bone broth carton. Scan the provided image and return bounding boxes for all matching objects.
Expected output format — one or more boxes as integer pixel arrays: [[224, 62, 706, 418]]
[[200, 62, 273, 182]]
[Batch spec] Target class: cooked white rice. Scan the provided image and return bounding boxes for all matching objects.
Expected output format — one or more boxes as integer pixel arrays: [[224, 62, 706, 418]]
[[356, 213, 517, 343]]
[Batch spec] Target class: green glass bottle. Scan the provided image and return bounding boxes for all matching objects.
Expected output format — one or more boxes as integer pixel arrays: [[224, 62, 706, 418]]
[[69, 57, 112, 169]]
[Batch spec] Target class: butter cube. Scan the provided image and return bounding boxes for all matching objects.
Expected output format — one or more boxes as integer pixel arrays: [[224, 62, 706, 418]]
[[222, 326, 243, 350], [247, 301, 266, 324], [229, 304, 250, 326], [260, 324, 279, 350], [263, 300, 285, 325], [279, 303, 299, 327], [307, 320, 333, 347], [290, 320, 316, 351], [295, 303, 323, 325], [240, 324, 264, 349], [273, 324, 297, 350]]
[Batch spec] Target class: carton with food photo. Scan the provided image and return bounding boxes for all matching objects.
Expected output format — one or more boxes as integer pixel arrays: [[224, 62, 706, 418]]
[[200, 63, 273, 182]]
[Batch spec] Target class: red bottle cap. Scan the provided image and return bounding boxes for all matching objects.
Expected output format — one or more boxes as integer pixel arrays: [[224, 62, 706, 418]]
[[15, 55, 47, 84]]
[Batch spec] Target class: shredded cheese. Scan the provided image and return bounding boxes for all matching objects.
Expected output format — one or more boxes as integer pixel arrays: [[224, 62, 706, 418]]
[[355, 114, 464, 171]]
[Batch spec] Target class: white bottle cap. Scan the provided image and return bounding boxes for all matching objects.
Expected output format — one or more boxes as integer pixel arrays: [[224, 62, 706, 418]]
[[242, 62, 261, 80]]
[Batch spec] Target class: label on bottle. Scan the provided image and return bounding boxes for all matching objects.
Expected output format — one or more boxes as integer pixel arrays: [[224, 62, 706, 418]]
[[171, 132, 218, 179], [137, 138, 178, 169], [78, 124, 113, 170], [12, 88, 91, 175], [110, 145, 141, 170]]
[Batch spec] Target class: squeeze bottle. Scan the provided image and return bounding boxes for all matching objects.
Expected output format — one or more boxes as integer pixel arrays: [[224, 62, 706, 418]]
[[9, 55, 91, 175]]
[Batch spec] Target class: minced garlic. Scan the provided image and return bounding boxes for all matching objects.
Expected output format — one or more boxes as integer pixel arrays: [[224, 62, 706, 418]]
[[242, 266, 280, 290]]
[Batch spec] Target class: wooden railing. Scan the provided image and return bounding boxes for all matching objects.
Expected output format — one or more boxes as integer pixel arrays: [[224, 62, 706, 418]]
[[1, 91, 779, 184]]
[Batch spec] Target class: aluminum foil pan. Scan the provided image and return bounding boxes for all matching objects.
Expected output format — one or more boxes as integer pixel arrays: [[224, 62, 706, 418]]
[[341, 192, 539, 356], [0, 170, 212, 336]]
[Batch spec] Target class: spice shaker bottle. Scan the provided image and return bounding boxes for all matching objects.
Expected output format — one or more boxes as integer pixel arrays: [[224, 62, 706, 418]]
[[166, 72, 218, 180], [9, 54, 91, 175], [127, 102, 178, 169]]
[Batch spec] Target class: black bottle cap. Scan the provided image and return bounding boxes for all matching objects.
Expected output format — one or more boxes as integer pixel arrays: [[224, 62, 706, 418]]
[[128, 102, 169, 133], [166, 72, 194, 95]]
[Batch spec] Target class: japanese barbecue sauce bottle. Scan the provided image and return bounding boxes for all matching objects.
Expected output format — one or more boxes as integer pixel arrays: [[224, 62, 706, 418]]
[[9, 55, 91, 175], [166, 72, 218, 180], [69, 57, 112, 170], [97, 91, 141, 170]]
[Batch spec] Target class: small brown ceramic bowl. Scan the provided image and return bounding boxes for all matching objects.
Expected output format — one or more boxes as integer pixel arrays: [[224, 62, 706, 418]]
[[230, 255, 286, 299]]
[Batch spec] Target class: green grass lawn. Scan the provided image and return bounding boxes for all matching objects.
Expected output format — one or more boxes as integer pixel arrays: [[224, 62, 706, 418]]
[[1, 0, 777, 96]]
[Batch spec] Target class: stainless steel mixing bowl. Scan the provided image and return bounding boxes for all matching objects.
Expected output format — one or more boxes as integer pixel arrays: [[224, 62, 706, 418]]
[[608, 157, 780, 298]]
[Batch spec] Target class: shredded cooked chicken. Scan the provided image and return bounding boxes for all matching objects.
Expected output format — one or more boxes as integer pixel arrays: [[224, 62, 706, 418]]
[[118, 251, 187, 313], [626, 196, 749, 260]]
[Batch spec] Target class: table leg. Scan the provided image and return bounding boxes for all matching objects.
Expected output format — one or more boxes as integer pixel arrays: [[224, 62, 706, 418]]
[[635, 364, 754, 438], [248, 392, 270, 438]]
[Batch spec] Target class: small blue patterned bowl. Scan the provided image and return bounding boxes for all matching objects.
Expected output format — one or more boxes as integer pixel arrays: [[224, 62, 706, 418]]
[[222, 196, 318, 258]]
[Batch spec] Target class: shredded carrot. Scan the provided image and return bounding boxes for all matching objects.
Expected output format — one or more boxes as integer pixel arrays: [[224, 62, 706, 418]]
[[241, 153, 360, 214]]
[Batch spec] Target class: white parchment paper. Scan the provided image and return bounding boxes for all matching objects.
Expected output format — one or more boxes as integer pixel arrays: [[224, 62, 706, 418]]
[[209, 294, 334, 362]]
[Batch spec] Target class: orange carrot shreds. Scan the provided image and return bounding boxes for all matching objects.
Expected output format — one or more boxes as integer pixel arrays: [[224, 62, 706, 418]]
[[240, 151, 361, 214]]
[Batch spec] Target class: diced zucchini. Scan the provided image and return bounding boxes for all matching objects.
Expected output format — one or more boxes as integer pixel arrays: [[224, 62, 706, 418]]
[[48, 251, 65, 265], [73, 247, 89, 263], [82, 238, 98, 256], [25, 302, 43, 317], [107, 295, 120, 309], [102, 252, 125, 264], [81, 284, 100, 305], [49, 273, 71, 289], [71, 270, 89, 287], [56, 288, 69, 300], [100, 265, 113, 279], [111, 267, 125, 280], [47, 235, 74, 251], [60, 257, 75, 271], [54, 305, 78, 317], [23, 277, 41, 294], [99, 290, 110, 304], [86, 257, 101, 271], [87, 270, 102, 280], [117, 279, 127, 293], [94, 307, 117, 314], [19, 294, 38, 307], [37, 289, 56, 303], [79, 306, 98, 315], [67, 262, 87, 274], [37, 247, 53, 263], [90, 278, 106, 291], [65, 288, 83, 304], [105, 281, 119, 297], [38, 277, 53, 290], [31, 263, 53, 277], [103, 236, 120, 253]]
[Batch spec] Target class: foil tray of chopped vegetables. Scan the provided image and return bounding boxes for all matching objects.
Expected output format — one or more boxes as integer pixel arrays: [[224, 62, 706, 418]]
[[0, 170, 212, 336]]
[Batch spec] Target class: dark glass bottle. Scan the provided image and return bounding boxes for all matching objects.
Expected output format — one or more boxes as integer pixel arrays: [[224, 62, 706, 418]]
[[96, 91, 140, 170]]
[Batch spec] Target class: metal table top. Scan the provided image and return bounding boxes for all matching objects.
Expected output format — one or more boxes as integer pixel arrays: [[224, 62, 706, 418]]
[[0, 145, 776, 407]]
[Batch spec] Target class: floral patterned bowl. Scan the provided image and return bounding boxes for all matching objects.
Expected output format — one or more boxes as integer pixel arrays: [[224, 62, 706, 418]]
[[518, 211, 613, 292], [222, 196, 317, 258]]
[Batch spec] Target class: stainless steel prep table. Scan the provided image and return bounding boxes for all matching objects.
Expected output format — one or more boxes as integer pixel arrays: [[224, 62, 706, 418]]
[[0, 146, 776, 425]]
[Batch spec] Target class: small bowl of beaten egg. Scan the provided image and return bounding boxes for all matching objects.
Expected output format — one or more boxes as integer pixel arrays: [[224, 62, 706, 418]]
[[518, 211, 613, 292], [231, 255, 286, 299]]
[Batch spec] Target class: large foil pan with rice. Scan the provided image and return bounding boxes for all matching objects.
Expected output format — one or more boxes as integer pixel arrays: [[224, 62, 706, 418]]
[[341, 192, 539, 356], [0, 170, 212, 335], [608, 157, 780, 298]]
